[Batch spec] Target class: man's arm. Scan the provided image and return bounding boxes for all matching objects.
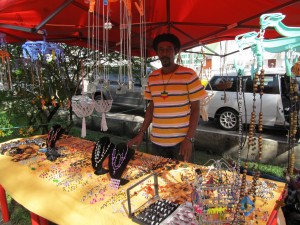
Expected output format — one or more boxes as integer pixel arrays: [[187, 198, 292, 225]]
[[186, 100, 200, 138], [127, 100, 153, 147], [179, 100, 200, 161], [138, 100, 154, 133]]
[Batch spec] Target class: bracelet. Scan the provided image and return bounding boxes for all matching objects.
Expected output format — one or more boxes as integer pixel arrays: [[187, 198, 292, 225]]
[[185, 136, 195, 143], [138, 129, 146, 135]]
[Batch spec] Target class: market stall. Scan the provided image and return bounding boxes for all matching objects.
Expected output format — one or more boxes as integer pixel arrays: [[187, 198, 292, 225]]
[[0, 135, 286, 225]]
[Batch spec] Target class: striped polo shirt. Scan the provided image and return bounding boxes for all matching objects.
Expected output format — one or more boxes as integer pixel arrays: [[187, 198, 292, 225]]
[[144, 65, 207, 146]]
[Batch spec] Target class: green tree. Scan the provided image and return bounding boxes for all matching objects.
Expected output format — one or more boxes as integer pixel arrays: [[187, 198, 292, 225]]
[[0, 43, 149, 139]]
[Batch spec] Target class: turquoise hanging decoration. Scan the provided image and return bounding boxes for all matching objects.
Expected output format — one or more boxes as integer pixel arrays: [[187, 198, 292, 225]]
[[235, 31, 264, 77], [235, 13, 300, 77], [260, 13, 300, 37], [235, 31, 300, 76]]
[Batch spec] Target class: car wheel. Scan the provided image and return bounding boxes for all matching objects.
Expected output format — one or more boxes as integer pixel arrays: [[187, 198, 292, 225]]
[[218, 109, 239, 131]]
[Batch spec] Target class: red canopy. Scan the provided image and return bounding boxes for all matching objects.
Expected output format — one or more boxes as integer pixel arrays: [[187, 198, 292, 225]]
[[1, 0, 300, 56]]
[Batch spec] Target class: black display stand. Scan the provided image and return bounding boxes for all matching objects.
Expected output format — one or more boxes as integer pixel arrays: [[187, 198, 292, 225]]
[[45, 124, 65, 161], [108, 142, 135, 185], [91, 136, 114, 175]]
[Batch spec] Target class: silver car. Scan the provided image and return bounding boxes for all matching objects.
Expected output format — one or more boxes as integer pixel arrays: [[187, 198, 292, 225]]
[[204, 68, 298, 131]]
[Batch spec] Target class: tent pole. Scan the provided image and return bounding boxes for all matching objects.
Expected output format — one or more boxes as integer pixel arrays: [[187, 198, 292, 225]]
[[34, 0, 76, 32]]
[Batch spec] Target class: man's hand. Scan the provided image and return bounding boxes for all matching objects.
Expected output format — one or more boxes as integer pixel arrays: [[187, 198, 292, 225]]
[[179, 139, 193, 161], [127, 133, 144, 149]]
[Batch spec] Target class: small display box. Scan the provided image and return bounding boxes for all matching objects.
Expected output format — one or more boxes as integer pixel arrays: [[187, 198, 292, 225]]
[[126, 173, 180, 225]]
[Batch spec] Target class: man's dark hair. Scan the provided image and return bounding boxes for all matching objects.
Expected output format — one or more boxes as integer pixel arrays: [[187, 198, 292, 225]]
[[152, 33, 181, 52]]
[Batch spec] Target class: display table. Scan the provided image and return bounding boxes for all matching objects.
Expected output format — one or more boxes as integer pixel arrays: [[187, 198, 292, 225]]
[[0, 135, 286, 225]]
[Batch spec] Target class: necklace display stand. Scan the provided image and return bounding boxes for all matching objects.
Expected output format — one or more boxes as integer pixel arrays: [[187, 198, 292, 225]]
[[91, 136, 114, 175], [108, 142, 135, 185], [45, 124, 64, 161]]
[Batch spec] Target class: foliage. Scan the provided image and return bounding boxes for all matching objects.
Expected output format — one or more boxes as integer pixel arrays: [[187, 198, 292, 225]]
[[0, 111, 13, 137], [242, 161, 284, 178], [0, 43, 150, 141]]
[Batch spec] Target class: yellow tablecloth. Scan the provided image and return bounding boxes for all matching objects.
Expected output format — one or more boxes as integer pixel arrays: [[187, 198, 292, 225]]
[[0, 136, 286, 225]]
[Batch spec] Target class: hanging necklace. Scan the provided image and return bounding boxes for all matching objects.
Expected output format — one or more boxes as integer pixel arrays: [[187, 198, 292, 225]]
[[111, 145, 128, 175], [160, 65, 178, 99], [94, 142, 111, 167]]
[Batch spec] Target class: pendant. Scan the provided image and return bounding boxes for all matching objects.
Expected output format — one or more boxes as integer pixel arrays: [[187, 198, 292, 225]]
[[161, 91, 168, 99]]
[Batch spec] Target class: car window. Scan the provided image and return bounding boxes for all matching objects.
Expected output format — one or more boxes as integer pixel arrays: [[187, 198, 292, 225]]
[[245, 75, 280, 94], [206, 76, 237, 92], [207, 74, 280, 94], [263, 75, 279, 94], [207, 75, 249, 92]]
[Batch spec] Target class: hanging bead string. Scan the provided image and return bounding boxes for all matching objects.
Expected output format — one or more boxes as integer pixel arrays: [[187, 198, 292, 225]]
[[111, 145, 129, 175], [232, 73, 244, 224], [248, 71, 258, 159], [257, 69, 265, 163], [102, 0, 111, 89], [135, 0, 146, 79], [249, 69, 265, 219], [119, 0, 133, 91], [234, 68, 265, 224], [235, 70, 260, 224], [94, 141, 111, 167], [288, 77, 298, 175], [240, 68, 264, 225]]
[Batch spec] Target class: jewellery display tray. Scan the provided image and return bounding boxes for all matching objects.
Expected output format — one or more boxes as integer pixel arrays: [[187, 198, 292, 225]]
[[132, 198, 179, 225], [126, 172, 185, 225]]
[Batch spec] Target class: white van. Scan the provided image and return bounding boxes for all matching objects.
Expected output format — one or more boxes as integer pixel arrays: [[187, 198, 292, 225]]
[[204, 68, 299, 131]]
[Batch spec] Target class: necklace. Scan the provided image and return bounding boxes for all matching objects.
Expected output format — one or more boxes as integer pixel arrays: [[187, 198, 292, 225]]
[[160, 65, 178, 99], [111, 145, 128, 175], [94, 142, 111, 167]]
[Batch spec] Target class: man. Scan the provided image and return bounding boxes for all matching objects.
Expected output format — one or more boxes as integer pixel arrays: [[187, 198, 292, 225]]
[[128, 33, 207, 162]]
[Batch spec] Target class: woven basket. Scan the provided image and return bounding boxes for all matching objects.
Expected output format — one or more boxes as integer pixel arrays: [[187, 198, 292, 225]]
[[215, 80, 233, 90]]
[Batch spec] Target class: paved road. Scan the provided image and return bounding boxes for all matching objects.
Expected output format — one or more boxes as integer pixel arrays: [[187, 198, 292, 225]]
[[198, 119, 290, 143], [110, 105, 291, 143]]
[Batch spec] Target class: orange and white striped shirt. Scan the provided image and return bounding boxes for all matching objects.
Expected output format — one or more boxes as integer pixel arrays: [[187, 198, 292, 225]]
[[144, 65, 207, 146]]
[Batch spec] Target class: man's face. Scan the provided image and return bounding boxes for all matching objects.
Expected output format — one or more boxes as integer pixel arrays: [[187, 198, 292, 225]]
[[157, 41, 176, 67]]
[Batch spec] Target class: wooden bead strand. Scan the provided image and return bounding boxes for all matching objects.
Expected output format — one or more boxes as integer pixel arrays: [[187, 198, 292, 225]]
[[288, 76, 298, 176], [289, 150, 295, 175], [259, 69, 265, 96]]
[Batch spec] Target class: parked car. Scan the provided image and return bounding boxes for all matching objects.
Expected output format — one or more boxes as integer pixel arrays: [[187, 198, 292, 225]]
[[204, 68, 300, 131]]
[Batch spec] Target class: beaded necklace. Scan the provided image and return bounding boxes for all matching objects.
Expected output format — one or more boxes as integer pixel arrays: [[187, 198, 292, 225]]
[[111, 145, 128, 175], [160, 65, 178, 99], [94, 142, 111, 167]]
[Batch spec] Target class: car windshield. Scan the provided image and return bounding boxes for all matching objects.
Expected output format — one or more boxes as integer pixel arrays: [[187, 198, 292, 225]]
[[206, 73, 280, 94]]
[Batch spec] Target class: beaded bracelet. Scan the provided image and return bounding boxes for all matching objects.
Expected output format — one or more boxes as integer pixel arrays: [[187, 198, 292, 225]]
[[137, 129, 146, 136]]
